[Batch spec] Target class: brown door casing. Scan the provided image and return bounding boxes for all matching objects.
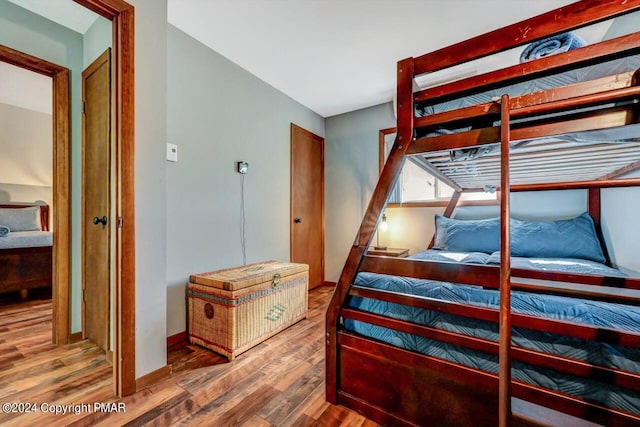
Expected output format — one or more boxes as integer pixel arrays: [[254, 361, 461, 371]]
[[74, 0, 135, 396], [82, 49, 111, 351], [290, 123, 325, 289]]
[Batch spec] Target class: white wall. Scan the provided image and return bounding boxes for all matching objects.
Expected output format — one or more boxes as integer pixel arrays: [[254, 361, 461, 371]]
[[602, 170, 640, 275], [0, 102, 52, 207], [83, 15, 111, 68], [325, 103, 395, 282], [165, 25, 324, 337], [128, 0, 168, 378]]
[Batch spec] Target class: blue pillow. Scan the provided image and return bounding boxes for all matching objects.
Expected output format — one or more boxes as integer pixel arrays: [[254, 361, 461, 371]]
[[433, 213, 606, 263], [510, 213, 605, 263], [433, 215, 500, 254]]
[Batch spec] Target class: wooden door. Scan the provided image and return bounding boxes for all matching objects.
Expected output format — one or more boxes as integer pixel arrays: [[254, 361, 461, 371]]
[[291, 123, 324, 289], [82, 49, 111, 351]]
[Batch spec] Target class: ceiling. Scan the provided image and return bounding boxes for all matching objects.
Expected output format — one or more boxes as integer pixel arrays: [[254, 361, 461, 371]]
[[167, 0, 613, 118], [3, 1, 615, 119]]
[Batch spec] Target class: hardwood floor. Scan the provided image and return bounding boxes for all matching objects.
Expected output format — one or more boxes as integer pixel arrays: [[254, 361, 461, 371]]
[[0, 287, 378, 426]]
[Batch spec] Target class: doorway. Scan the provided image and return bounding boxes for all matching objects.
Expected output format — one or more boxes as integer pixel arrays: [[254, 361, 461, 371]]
[[290, 123, 325, 289], [0, 45, 71, 345]]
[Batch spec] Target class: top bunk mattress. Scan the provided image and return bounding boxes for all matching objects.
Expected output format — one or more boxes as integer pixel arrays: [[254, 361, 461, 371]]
[[0, 231, 53, 250], [415, 54, 640, 119]]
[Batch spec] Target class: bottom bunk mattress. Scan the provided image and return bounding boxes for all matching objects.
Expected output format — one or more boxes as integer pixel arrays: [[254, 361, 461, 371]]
[[345, 271, 640, 416]]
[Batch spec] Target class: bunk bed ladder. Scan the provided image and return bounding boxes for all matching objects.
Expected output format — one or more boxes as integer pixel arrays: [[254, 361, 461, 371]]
[[498, 94, 512, 427], [325, 57, 415, 404]]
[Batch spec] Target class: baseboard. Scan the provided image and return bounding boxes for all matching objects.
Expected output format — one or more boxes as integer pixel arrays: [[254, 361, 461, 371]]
[[167, 331, 188, 353], [69, 332, 83, 343], [135, 364, 172, 391], [323, 281, 337, 287], [106, 350, 114, 365]]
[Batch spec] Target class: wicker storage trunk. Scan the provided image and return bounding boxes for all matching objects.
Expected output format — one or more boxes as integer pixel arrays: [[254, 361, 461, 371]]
[[187, 261, 309, 360]]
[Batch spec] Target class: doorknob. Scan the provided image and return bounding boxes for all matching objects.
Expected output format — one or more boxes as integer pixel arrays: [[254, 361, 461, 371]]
[[294, 217, 302, 223], [93, 216, 108, 226]]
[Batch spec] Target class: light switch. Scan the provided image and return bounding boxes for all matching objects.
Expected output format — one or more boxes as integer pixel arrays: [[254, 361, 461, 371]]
[[167, 143, 178, 162]]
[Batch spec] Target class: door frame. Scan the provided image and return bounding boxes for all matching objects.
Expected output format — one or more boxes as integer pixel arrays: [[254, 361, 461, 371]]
[[290, 123, 325, 287], [74, 0, 135, 396], [0, 45, 71, 346]]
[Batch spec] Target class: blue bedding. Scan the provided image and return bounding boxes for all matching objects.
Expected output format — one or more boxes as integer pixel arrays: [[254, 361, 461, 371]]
[[345, 261, 640, 415], [432, 214, 608, 264], [416, 55, 640, 119], [411, 249, 626, 277]]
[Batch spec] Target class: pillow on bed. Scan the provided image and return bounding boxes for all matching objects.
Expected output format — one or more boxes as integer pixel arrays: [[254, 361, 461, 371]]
[[433, 213, 606, 263], [433, 215, 500, 254], [0, 206, 42, 232], [510, 213, 605, 263]]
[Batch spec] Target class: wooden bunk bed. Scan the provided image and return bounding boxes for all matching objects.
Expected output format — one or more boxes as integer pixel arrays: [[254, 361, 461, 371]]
[[326, 1, 640, 426]]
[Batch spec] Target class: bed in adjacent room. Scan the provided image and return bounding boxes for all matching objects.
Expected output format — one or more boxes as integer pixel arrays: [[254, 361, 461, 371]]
[[0, 204, 53, 295]]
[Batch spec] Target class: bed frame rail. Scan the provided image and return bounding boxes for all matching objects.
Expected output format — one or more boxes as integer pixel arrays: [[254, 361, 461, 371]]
[[412, 0, 640, 78], [360, 256, 640, 293], [339, 332, 640, 427]]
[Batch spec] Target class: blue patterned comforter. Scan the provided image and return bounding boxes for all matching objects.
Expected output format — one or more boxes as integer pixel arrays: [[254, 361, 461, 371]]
[[345, 260, 640, 415], [416, 55, 640, 118], [410, 249, 626, 277]]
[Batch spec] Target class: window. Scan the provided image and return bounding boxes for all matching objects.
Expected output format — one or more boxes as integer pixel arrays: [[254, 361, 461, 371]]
[[380, 127, 496, 205]]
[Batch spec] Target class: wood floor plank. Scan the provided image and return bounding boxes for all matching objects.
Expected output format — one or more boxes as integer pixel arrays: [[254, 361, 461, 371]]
[[258, 359, 325, 425], [0, 287, 379, 426]]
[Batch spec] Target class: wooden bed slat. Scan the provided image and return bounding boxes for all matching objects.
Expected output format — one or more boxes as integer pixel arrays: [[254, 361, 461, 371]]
[[348, 285, 640, 349], [360, 255, 640, 292], [359, 256, 499, 287], [339, 332, 640, 427], [341, 308, 640, 393], [409, 107, 636, 156], [414, 32, 640, 104], [412, 0, 640, 77], [511, 379, 640, 427], [415, 71, 640, 131]]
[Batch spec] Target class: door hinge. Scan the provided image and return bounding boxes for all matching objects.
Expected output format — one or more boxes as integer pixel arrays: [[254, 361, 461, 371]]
[[117, 216, 123, 228]]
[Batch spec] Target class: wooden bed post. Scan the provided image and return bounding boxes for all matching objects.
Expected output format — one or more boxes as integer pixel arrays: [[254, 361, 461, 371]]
[[427, 190, 461, 249], [587, 188, 611, 266], [325, 57, 415, 403], [499, 94, 512, 427]]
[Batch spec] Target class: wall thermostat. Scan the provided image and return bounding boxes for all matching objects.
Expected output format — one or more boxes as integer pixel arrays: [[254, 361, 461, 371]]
[[166, 143, 178, 162], [237, 161, 249, 174]]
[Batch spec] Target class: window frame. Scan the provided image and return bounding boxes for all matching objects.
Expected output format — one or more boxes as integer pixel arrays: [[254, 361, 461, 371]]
[[379, 127, 499, 208]]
